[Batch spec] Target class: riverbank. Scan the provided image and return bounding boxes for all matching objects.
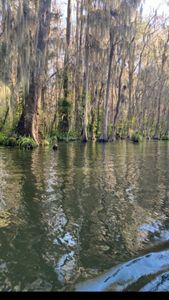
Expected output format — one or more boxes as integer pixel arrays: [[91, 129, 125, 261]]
[[0, 131, 169, 150]]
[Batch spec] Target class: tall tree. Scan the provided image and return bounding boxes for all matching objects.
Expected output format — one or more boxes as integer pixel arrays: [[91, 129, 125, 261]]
[[154, 29, 169, 139], [16, 0, 51, 144], [59, 0, 72, 133], [81, 0, 90, 142]]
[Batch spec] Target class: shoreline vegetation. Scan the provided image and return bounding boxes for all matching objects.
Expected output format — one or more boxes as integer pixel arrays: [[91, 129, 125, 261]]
[[0, 131, 169, 150]]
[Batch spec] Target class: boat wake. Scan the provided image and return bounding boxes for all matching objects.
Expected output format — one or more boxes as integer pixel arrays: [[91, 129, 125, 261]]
[[76, 243, 169, 291]]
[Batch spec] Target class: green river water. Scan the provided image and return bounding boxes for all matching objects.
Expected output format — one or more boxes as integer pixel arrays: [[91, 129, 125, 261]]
[[1, 141, 169, 291]]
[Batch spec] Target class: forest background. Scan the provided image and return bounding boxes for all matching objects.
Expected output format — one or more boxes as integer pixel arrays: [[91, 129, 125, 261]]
[[1, 0, 169, 148]]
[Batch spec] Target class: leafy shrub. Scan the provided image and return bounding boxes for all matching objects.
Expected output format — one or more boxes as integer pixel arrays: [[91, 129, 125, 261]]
[[161, 135, 169, 141], [17, 136, 37, 149], [0, 133, 37, 149], [41, 139, 50, 146], [0, 132, 6, 145], [0, 133, 17, 146], [52, 129, 78, 142], [4, 136, 17, 146], [131, 132, 143, 143]]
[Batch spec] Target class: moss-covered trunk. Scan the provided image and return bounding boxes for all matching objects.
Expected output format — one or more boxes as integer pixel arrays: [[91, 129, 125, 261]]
[[16, 70, 39, 143], [81, 2, 90, 142], [16, 0, 51, 144], [99, 39, 115, 142]]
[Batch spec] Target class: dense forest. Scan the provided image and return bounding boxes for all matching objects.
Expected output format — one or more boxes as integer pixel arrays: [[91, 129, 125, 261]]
[[1, 0, 169, 147]]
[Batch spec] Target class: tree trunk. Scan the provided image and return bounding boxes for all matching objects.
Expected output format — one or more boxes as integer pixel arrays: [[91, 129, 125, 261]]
[[153, 81, 164, 139], [154, 30, 169, 139], [96, 82, 104, 138], [63, 0, 71, 100], [90, 87, 97, 141], [59, 0, 71, 134], [127, 37, 135, 139], [127, 71, 133, 138], [81, 3, 89, 142], [0, 106, 9, 131], [165, 108, 169, 136], [99, 38, 115, 142], [111, 56, 126, 140], [74, 0, 82, 133], [16, 0, 51, 144]]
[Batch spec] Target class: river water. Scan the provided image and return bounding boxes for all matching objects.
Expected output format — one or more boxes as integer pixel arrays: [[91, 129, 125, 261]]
[[0, 141, 169, 291]]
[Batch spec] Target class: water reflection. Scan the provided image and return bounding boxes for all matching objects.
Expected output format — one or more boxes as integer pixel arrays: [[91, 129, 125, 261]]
[[76, 247, 169, 291], [0, 141, 169, 290], [0, 148, 24, 228]]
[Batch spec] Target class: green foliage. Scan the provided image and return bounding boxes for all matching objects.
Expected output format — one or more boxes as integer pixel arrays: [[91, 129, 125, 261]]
[[17, 136, 38, 149], [52, 129, 78, 142], [0, 132, 7, 145], [57, 130, 78, 142], [42, 129, 78, 143], [67, 129, 78, 139], [41, 139, 50, 146], [41, 132, 56, 144], [131, 132, 143, 143], [58, 98, 71, 133], [116, 120, 128, 137], [130, 115, 136, 127], [3, 136, 17, 147], [88, 122, 97, 136], [58, 98, 71, 111], [161, 134, 169, 141], [0, 133, 16, 146], [1, 133, 37, 149]]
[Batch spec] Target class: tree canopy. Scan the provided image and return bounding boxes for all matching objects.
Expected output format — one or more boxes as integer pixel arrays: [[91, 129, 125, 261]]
[[1, 0, 169, 144]]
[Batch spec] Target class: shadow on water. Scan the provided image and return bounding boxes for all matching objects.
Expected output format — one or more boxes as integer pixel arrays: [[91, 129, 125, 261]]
[[1, 141, 169, 290]]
